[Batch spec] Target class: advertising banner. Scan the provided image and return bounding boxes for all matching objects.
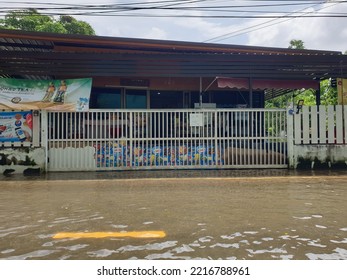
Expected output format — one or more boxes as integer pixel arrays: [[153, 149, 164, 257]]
[[0, 78, 92, 111], [0, 111, 33, 142], [337, 78, 347, 105]]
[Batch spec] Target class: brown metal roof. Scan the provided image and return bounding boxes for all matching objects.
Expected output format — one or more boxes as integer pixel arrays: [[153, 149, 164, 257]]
[[0, 28, 346, 81]]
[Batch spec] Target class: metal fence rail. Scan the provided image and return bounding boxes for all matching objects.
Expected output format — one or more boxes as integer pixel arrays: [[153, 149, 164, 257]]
[[47, 109, 287, 171]]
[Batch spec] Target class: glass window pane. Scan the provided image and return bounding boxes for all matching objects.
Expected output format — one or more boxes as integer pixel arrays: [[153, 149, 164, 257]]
[[126, 89, 147, 109], [150, 91, 183, 108], [90, 88, 121, 109]]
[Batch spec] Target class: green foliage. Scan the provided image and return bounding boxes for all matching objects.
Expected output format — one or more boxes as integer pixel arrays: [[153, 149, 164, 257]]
[[0, 9, 53, 31], [59, 15, 95, 35], [320, 79, 338, 105], [0, 9, 95, 35], [265, 79, 338, 108], [288, 39, 305, 49]]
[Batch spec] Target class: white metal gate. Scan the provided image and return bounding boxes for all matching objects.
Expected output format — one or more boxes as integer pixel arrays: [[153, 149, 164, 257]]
[[47, 109, 287, 171]]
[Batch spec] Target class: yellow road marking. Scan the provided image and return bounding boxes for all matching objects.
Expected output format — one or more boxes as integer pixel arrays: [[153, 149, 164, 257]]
[[53, 231, 166, 239]]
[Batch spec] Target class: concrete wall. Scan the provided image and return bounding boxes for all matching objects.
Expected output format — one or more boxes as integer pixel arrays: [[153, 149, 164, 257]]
[[292, 145, 347, 169], [0, 147, 45, 175]]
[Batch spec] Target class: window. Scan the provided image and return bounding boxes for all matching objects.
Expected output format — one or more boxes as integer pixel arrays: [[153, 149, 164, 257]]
[[211, 90, 248, 108], [90, 88, 121, 109], [125, 89, 147, 109], [150, 91, 183, 108]]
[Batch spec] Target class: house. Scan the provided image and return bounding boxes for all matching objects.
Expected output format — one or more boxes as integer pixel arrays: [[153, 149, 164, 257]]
[[1, 29, 347, 173]]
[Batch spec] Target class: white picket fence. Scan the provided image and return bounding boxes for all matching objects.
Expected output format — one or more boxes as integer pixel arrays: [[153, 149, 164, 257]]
[[293, 105, 346, 145], [46, 109, 287, 171]]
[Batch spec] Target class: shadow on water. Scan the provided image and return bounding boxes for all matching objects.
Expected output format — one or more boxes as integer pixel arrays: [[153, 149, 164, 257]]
[[0, 169, 347, 260]]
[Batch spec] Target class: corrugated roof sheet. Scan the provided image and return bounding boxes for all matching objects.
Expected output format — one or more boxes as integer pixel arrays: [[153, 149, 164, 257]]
[[0, 28, 346, 82]]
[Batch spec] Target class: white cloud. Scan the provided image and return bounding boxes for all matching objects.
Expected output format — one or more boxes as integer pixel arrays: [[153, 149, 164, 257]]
[[144, 27, 167, 40], [246, 3, 347, 52]]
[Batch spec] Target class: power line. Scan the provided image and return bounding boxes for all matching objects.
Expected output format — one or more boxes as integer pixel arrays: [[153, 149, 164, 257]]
[[203, 1, 345, 43], [1, 0, 346, 14], [0, 1, 346, 22]]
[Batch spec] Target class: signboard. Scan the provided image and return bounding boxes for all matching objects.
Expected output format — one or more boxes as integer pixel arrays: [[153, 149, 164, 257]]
[[190, 113, 204, 127], [0, 78, 92, 111], [337, 78, 347, 105], [0, 111, 32, 142]]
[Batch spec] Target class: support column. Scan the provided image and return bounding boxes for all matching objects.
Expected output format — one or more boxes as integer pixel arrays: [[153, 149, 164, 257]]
[[199, 77, 203, 108], [315, 88, 321, 106], [287, 107, 295, 169], [40, 110, 49, 172]]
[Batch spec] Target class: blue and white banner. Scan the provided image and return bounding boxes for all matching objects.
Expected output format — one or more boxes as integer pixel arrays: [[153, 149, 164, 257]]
[[0, 111, 32, 142]]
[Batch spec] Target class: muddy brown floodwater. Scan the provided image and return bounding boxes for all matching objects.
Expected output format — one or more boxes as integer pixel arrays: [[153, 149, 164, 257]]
[[0, 170, 347, 260]]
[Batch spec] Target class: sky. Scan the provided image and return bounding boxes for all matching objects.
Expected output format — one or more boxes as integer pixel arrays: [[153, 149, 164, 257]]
[[1, 0, 347, 52]]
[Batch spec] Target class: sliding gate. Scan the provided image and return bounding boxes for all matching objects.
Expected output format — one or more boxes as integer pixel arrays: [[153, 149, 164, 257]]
[[47, 109, 287, 171]]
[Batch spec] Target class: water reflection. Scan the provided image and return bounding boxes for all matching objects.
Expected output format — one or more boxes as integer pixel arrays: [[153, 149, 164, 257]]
[[1, 171, 347, 260]]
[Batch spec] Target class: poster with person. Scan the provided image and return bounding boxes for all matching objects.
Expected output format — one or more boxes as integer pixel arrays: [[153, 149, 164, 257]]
[[0, 78, 92, 111], [0, 111, 32, 142]]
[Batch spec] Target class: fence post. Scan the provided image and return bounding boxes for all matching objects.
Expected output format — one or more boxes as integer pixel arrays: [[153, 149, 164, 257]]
[[129, 112, 133, 167], [287, 107, 295, 169], [40, 110, 49, 172], [214, 110, 218, 166]]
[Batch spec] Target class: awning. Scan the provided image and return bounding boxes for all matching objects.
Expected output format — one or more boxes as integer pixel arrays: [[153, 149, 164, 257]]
[[217, 77, 319, 90]]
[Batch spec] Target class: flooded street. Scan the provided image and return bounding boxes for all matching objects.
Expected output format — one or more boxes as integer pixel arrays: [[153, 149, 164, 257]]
[[1, 170, 347, 260]]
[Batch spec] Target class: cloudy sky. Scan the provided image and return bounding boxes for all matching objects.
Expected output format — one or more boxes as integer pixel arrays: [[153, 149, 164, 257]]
[[1, 1, 347, 52]]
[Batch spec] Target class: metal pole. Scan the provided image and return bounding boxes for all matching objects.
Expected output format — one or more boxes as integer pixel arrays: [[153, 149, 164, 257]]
[[199, 77, 203, 108]]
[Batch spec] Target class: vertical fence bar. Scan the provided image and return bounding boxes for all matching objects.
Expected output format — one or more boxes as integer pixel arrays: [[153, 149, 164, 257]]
[[302, 106, 310, 144], [311, 106, 318, 144], [231, 110, 234, 166], [336, 105, 343, 144], [224, 111, 227, 166], [278, 111, 282, 165], [319, 105, 327, 144], [294, 110, 302, 145], [254, 111, 258, 165], [214, 111, 218, 167], [41, 110, 49, 172], [266, 110, 270, 165], [287, 107, 295, 168], [327, 105, 335, 144]]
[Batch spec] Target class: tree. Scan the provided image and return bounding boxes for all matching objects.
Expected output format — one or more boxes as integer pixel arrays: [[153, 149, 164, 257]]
[[59, 15, 95, 35], [288, 39, 305, 49], [0, 9, 95, 35]]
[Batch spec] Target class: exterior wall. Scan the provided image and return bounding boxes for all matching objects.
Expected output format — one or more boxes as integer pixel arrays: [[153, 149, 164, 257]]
[[292, 145, 347, 169], [0, 147, 45, 175], [0, 110, 44, 175]]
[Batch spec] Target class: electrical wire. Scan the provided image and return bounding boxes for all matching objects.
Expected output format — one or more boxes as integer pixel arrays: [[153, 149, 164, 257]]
[[203, 1, 344, 43], [1, 0, 346, 14], [1, 0, 345, 54]]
